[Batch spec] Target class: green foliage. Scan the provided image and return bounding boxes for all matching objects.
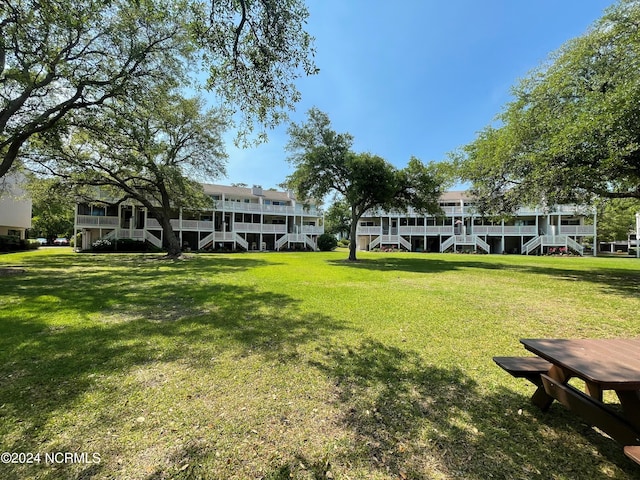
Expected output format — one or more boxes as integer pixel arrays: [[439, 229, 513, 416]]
[[91, 238, 150, 253], [26, 176, 74, 240], [456, 0, 640, 214], [324, 198, 351, 237], [596, 198, 640, 241], [1, 0, 317, 178], [0, 235, 36, 252], [317, 233, 338, 251]]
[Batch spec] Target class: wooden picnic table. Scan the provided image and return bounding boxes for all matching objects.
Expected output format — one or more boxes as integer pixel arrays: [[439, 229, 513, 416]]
[[495, 338, 640, 464]]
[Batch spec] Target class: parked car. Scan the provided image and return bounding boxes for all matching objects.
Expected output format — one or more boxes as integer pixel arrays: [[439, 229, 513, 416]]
[[35, 238, 47, 245], [53, 237, 69, 246]]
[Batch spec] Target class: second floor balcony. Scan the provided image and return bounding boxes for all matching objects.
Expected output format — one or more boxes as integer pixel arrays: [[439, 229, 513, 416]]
[[76, 215, 119, 227], [214, 200, 320, 216]]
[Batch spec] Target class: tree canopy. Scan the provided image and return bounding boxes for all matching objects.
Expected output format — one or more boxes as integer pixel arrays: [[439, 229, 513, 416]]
[[1, 0, 317, 178], [286, 108, 445, 261], [455, 0, 640, 214]]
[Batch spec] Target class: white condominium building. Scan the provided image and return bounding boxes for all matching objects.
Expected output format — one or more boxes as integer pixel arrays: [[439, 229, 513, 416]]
[[356, 191, 596, 255], [74, 184, 324, 252]]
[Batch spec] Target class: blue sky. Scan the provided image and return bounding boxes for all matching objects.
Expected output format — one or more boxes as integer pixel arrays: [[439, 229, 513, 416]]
[[220, 0, 614, 190]]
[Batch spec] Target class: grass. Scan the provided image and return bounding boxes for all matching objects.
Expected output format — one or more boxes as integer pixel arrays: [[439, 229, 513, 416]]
[[0, 248, 639, 479]]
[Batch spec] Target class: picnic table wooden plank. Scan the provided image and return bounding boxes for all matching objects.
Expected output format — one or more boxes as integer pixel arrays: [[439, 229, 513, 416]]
[[625, 446, 640, 465], [522, 338, 640, 390], [493, 356, 552, 380]]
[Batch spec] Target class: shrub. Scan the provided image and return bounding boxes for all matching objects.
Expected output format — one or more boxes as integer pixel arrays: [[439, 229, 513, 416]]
[[0, 235, 30, 252], [317, 233, 338, 251], [114, 238, 148, 252], [92, 239, 114, 251], [337, 238, 350, 247], [92, 238, 150, 252]]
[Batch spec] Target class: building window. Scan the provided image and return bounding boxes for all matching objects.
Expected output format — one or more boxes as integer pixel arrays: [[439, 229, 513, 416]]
[[561, 218, 580, 225], [92, 206, 106, 216]]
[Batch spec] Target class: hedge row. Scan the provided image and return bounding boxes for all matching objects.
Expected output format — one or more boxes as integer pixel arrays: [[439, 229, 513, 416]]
[[91, 238, 154, 252], [0, 235, 39, 252]]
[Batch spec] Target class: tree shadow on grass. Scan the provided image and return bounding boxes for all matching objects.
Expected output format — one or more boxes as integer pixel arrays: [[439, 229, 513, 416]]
[[0, 254, 345, 479], [327, 256, 640, 299], [307, 339, 638, 479]]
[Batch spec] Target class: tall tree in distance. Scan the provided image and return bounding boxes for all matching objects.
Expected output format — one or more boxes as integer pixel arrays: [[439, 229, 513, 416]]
[[1, 0, 317, 178], [324, 197, 351, 239], [455, 0, 640, 214], [595, 198, 640, 242], [25, 176, 75, 243], [286, 108, 444, 261]]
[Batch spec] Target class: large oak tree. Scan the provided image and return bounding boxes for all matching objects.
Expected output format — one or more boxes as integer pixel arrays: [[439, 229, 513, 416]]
[[31, 90, 227, 257], [286, 108, 444, 261]]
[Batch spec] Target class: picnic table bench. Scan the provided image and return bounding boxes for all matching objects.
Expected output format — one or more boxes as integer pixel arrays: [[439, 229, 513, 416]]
[[495, 338, 640, 466], [493, 356, 551, 386]]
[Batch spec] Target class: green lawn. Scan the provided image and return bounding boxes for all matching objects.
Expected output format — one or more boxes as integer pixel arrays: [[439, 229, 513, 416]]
[[1, 249, 639, 479]]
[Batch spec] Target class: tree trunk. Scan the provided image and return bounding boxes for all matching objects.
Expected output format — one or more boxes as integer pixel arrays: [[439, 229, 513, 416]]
[[348, 209, 359, 261], [158, 214, 182, 258]]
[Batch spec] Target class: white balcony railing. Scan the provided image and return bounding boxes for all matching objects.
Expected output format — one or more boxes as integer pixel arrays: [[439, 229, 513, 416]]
[[76, 215, 119, 227], [230, 222, 260, 233], [559, 225, 595, 235], [359, 226, 456, 236], [397, 226, 457, 235], [471, 226, 537, 235], [233, 223, 288, 233], [301, 225, 323, 235], [263, 224, 289, 233], [358, 226, 382, 235], [471, 226, 501, 234], [213, 200, 320, 216], [398, 226, 426, 235]]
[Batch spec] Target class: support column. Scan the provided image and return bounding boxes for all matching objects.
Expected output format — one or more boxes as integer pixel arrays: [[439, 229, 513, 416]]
[[636, 212, 640, 258], [593, 209, 598, 257], [179, 207, 183, 245]]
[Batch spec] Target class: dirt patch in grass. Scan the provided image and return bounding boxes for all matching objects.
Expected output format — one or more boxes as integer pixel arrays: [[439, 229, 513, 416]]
[[0, 266, 26, 276]]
